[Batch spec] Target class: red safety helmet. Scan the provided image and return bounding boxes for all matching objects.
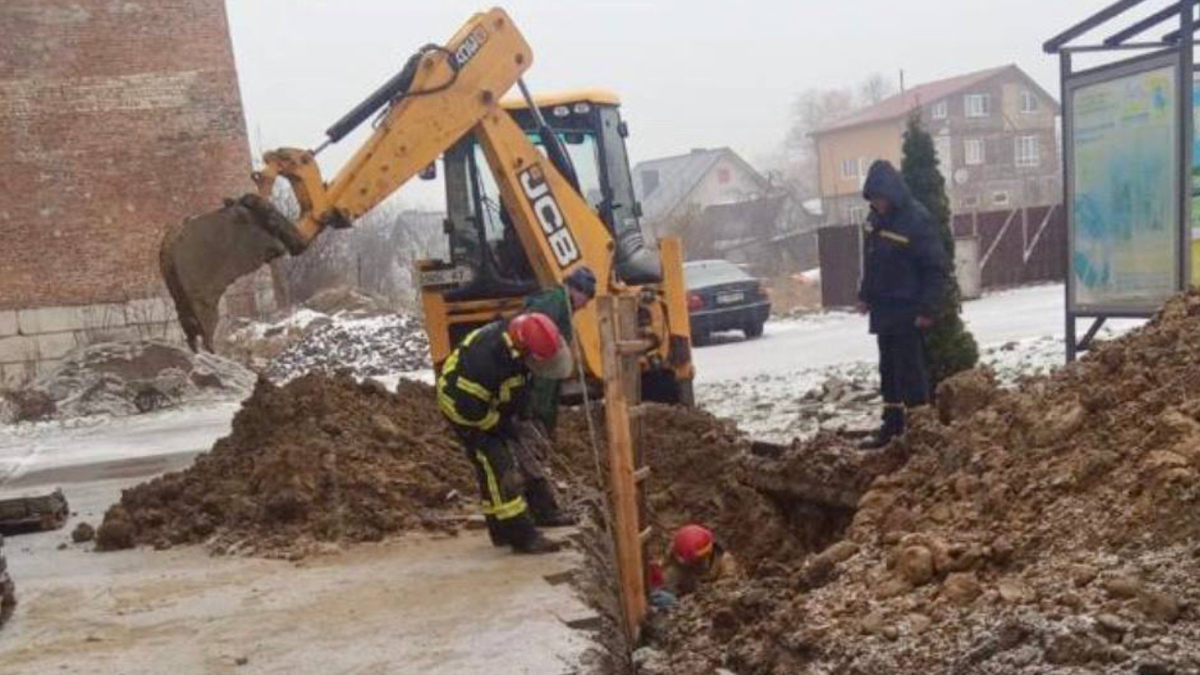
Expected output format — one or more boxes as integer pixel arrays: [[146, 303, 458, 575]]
[[507, 312, 562, 360], [671, 524, 714, 565]]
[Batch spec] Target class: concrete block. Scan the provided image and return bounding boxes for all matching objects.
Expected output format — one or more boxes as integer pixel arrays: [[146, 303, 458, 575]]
[[0, 311, 16, 338], [36, 332, 80, 360], [35, 358, 62, 378], [18, 306, 83, 334], [124, 297, 175, 325], [0, 335, 37, 365], [18, 303, 128, 335], [86, 326, 141, 344], [78, 303, 128, 331], [0, 363, 33, 389]]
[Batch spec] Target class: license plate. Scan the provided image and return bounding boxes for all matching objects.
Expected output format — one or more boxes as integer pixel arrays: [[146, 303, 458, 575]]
[[716, 292, 744, 305], [419, 266, 473, 287]]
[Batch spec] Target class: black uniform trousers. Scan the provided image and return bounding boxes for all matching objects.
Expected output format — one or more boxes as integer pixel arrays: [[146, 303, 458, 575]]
[[877, 328, 931, 437], [450, 425, 540, 547]]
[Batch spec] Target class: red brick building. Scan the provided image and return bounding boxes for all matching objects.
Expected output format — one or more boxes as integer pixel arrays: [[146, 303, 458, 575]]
[[0, 0, 253, 384]]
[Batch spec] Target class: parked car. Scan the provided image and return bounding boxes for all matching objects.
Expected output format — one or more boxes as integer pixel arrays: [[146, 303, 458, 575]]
[[683, 259, 770, 345]]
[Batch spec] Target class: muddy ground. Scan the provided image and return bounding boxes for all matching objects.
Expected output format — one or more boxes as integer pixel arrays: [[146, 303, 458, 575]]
[[641, 292, 1200, 675]]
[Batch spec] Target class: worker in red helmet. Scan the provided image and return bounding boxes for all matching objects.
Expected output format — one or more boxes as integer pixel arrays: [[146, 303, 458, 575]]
[[437, 311, 574, 554], [649, 524, 740, 606]]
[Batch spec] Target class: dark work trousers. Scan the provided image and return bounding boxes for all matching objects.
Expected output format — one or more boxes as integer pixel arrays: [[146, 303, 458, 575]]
[[451, 426, 540, 548], [509, 421, 564, 524], [877, 329, 931, 438]]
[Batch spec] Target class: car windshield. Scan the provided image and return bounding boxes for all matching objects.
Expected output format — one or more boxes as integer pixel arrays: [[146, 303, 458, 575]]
[[684, 260, 751, 287]]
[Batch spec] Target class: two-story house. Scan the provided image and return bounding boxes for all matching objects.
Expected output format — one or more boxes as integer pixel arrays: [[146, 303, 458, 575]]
[[812, 64, 1061, 224]]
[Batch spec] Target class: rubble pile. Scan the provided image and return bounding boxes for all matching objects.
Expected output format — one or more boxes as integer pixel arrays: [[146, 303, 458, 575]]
[[698, 337, 1073, 444], [647, 292, 1200, 674], [263, 313, 431, 383], [96, 373, 475, 558], [3, 340, 254, 422], [219, 287, 431, 381]]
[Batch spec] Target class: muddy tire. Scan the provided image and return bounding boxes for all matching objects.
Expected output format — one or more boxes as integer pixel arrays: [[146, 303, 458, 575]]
[[743, 321, 765, 339]]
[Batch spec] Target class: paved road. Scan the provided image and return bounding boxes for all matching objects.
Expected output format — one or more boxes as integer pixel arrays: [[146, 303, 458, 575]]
[[694, 284, 1137, 384]]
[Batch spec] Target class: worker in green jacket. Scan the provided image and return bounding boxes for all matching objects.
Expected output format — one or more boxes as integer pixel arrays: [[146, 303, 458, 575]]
[[524, 265, 597, 433]]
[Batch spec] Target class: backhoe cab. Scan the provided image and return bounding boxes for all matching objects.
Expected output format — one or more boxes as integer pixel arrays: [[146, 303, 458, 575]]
[[419, 90, 692, 403], [158, 8, 694, 403]]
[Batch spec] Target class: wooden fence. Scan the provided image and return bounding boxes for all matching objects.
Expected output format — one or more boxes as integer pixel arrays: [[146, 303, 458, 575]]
[[817, 205, 1066, 308]]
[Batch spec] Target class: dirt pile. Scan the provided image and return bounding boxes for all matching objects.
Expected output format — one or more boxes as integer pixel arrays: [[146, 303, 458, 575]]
[[558, 404, 830, 573], [4, 340, 254, 422], [96, 373, 475, 557], [649, 292, 1200, 674]]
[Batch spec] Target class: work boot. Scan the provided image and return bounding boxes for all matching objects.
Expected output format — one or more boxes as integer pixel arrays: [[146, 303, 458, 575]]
[[534, 510, 578, 528], [860, 407, 904, 450], [857, 432, 895, 451], [511, 530, 562, 555], [485, 517, 509, 547]]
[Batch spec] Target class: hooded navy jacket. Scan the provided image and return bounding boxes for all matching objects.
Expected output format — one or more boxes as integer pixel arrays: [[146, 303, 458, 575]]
[[858, 160, 948, 335]]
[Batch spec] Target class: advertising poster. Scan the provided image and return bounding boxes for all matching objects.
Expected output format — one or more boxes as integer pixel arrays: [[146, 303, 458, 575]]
[[1193, 78, 1200, 286], [1070, 64, 1179, 310]]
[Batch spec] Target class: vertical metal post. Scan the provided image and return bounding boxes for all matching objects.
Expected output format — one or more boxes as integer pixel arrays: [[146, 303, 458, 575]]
[[1061, 50, 1079, 362], [1180, 1, 1195, 292]]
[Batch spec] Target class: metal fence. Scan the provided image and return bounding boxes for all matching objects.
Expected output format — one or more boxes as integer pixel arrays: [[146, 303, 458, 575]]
[[817, 205, 1066, 308]]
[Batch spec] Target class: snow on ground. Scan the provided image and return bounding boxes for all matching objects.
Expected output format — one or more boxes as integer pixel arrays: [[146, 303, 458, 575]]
[[695, 284, 1142, 442], [229, 308, 327, 341], [0, 402, 240, 491]]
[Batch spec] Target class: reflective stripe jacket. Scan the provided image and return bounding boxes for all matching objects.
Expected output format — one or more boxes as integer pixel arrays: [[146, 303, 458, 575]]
[[437, 320, 529, 433], [858, 161, 948, 335]]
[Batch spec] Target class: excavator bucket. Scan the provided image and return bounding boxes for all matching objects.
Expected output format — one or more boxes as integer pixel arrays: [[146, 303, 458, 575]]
[[160, 194, 306, 352]]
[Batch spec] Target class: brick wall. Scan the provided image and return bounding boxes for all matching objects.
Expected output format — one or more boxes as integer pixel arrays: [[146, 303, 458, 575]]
[[0, 0, 252, 309], [0, 1, 256, 384]]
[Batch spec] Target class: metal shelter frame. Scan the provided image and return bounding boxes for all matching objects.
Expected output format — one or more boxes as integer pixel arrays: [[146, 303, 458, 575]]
[[1045, 0, 1197, 360]]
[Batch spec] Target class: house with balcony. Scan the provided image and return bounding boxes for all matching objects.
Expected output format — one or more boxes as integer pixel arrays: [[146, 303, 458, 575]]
[[812, 64, 1061, 224]]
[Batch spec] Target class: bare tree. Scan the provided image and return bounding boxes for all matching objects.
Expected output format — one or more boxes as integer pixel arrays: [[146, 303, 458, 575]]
[[777, 87, 856, 197], [858, 72, 896, 106], [774, 74, 899, 200], [270, 188, 445, 310]]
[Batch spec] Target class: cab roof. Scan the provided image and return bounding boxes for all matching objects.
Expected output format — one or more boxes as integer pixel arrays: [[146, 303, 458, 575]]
[[501, 89, 620, 111]]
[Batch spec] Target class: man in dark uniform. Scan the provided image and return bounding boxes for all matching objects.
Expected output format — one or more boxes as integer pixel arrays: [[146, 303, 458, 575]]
[[437, 312, 573, 554], [523, 265, 598, 433], [857, 160, 948, 449]]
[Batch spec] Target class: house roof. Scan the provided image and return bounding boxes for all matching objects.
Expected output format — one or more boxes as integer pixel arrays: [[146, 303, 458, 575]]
[[814, 65, 1055, 135], [633, 147, 766, 223]]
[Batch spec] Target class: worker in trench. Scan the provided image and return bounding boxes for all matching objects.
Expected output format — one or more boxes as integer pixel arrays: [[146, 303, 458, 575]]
[[437, 311, 576, 554], [648, 524, 740, 608], [856, 160, 948, 450]]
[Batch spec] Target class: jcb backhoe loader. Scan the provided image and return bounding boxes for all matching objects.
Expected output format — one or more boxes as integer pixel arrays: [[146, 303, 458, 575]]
[[160, 7, 694, 402]]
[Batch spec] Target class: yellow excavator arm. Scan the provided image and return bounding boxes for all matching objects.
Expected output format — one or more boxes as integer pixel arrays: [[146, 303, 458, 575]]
[[161, 7, 692, 393]]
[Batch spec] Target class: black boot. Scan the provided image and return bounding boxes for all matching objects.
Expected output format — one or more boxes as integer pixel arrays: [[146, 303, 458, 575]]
[[485, 516, 509, 547], [511, 530, 563, 555], [505, 516, 562, 555], [858, 431, 895, 450], [534, 511, 579, 528], [525, 477, 577, 527], [860, 406, 904, 450]]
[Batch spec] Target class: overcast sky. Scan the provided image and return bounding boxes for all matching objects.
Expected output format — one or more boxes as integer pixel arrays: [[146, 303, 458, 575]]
[[223, 0, 1150, 209]]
